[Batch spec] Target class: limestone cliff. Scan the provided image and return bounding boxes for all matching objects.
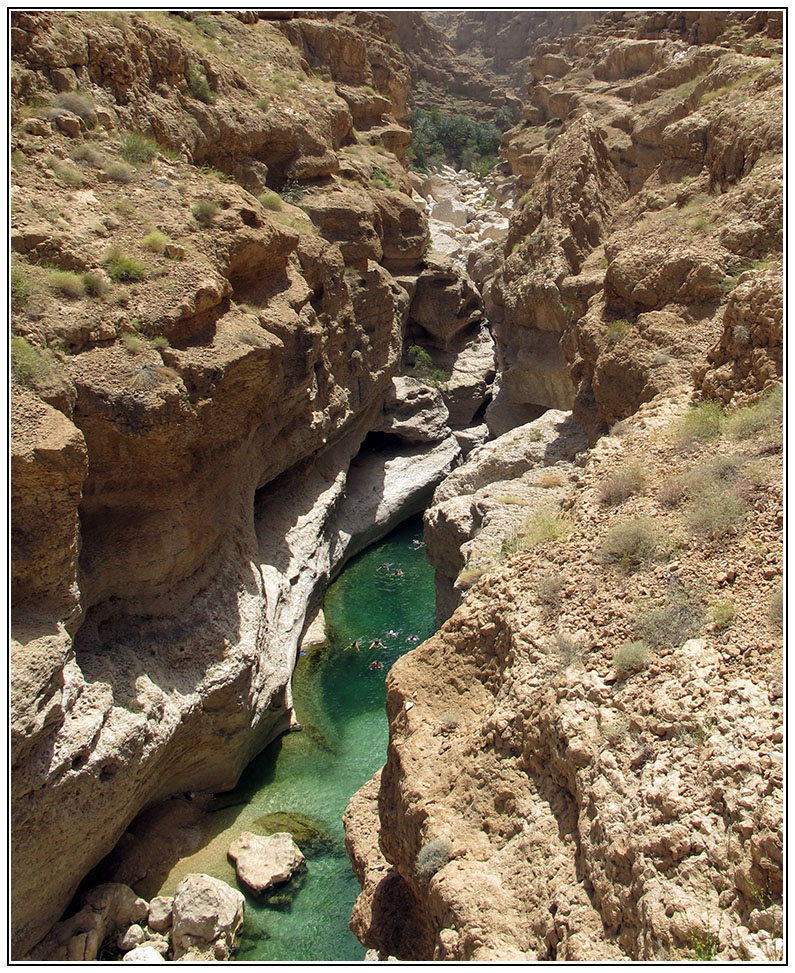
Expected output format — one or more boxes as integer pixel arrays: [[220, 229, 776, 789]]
[[345, 10, 782, 964], [9, 9, 487, 956], [488, 8, 782, 440]]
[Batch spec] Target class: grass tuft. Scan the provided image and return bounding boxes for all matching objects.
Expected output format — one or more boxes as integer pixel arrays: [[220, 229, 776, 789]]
[[103, 247, 147, 282], [120, 131, 158, 164], [48, 270, 85, 298]]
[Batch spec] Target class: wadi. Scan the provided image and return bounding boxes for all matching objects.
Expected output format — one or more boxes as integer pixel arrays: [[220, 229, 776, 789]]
[[10, 9, 782, 963]]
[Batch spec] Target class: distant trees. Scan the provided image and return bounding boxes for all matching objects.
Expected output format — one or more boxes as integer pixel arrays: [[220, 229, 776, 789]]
[[407, 106, 503, 175]]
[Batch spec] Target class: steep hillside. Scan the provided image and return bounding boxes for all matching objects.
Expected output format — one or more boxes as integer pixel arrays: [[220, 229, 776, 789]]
[[345, 9, 783, 964]]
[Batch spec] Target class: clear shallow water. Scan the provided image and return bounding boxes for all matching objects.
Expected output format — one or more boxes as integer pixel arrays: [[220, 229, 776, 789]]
[[152, 516, 436, 962]]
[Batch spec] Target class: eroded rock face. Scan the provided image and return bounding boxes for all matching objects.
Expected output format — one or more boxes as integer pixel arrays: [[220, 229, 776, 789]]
[[425, 410, 587, 621], [9, 9, 436, 957], [348, 388, 783, 962]]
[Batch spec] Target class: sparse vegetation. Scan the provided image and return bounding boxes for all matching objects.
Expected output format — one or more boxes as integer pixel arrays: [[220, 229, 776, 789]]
[[517, 507, 572, 550], [538, 469, 566, 489], [82, 271, 110, 297], [112, 196, 135, 217], [724, 383, 782, 447], [103, 247, 147, 282], [10, 336, 54, 386], [10, 263, 29, 307], [48, 159, 84, 188], [192, 199, 219, 226], [768, 584, 783, 630], [634, 586, 703, 650], [256, 95, 270, 111], [186, 63, 215, 104], [676, 400, 723, 445], [120, 131, 158, 164], [105, 161, 134, 183], [121, 333, 148, 353], [599, 517, 667, 569], [70, 143, 104, 167], [48, 270, 85, 298], [537, 573, 564, 607], [141, 230, 169, 253], [416, 838, 453, 881], [598, 463, 645, 505], [613, 640, 650, 678], [55, 90, 96, 123], [606, 318, 631, 345], [259, 191, 282, 211], [708, 598, 735, 630], [683, 459, 747, 537]]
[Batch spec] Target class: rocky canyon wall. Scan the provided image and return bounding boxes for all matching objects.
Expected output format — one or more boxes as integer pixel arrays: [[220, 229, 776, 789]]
[[9, 10, 493, 955], [346, 9, 783, 964]]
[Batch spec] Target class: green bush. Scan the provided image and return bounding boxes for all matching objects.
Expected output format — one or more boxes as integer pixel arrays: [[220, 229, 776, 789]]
[[407, 106, 501, 172], [103, 247, 147, 282], [11, 336, 53, 385], [141, 230, 169, 253], [48, 270, 85, 298], [186, 64, 216, 104], [259, 191, 282, 211], [256, 95, 270, 111], [371, 166, 395, 189], [416, 838, 453, 881], [192, 199, 219, 226], [613, 640, 650, 678], [724, 383, 783, 446], [11, 263, 29, 306], [598, 463, 645, 505], [599, 517, 666, 569], [708, 598, 735, 630], [634, 586, 703, 650], [105, 161, 134, 183], [677, 400, 723, 445], [120, 131, 158, 164], [407, 344, 449, 389]]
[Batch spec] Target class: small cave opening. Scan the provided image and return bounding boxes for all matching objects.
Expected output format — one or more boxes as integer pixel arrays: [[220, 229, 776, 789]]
[[356, 430, 405, 458], [469, 392, 493, 426]]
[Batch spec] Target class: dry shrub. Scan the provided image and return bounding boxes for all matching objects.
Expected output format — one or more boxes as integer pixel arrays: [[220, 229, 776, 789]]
[[598, 463, 645, 505]]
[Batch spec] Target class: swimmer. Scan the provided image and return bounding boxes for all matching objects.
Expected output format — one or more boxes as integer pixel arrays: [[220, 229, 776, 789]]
[[392, 569, 404, 577], [369, 660, 383, 670], [387, 629, 398, 638], [349, 640, 360, 652]]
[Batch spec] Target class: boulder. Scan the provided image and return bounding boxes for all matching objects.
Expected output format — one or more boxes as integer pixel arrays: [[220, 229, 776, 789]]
[[431, 197, 468, 228], [171, 874, 245, 962], [227, 832, 306, 895], [122, 945, 166, 962], [377, 376, 451, 445], [147, 896, 173, 933]]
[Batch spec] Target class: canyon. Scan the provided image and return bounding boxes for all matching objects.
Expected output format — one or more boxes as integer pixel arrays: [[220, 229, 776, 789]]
[[10, 9, 783, 963]]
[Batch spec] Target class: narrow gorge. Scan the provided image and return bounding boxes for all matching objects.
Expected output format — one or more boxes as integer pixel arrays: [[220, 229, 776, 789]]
[[10, 9, 783, 963]]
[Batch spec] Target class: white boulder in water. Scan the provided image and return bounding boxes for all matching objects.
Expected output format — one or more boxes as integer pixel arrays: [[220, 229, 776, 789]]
[[227, 831, 306, 894]]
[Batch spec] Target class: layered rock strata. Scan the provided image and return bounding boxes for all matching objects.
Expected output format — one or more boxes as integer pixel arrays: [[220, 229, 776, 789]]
[[492, 9, 782, 440], [8, 9, 492, 956]]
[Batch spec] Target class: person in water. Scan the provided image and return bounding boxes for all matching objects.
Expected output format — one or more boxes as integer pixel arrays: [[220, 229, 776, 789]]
[[369, 660, 383, 670], [392, 569, 404, 577], [349, 640, 360, 652], [369, 638, 385, 651]]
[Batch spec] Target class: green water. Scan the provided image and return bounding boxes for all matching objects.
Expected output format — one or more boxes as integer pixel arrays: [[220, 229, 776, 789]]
[[162, 516, 435, 961]]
